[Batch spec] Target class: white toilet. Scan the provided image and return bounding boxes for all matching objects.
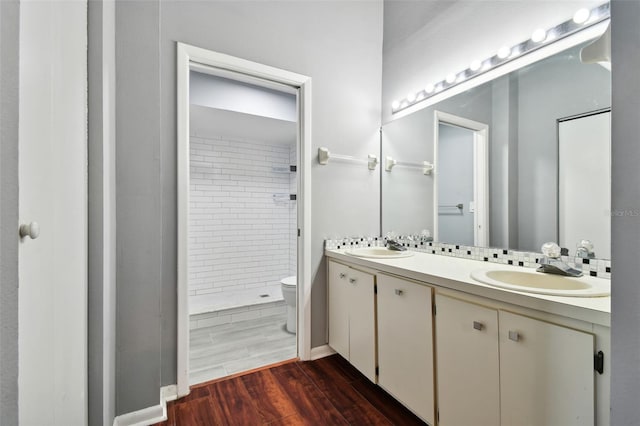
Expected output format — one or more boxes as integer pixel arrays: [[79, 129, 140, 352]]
[[280, 276, 296, 333]]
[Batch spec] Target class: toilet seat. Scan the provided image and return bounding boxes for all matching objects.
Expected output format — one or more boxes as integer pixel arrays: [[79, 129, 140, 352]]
[[281, 276, 296, 288]]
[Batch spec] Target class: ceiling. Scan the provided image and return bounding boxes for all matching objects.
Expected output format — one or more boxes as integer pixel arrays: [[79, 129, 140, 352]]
[[190, 104, 297, 145]]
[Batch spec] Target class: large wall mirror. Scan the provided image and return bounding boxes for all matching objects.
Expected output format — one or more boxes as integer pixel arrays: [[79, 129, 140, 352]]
[[381, 25, 611, 258]]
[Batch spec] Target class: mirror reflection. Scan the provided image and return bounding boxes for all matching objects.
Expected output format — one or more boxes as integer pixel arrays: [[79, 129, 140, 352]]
[[381, 40, 611, 258]]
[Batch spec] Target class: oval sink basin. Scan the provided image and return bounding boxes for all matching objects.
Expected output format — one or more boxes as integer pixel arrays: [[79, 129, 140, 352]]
[[470, 268, 610, 297], [345, 247, 414, 259]]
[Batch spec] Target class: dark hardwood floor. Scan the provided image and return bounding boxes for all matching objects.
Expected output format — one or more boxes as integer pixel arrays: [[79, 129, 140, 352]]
[[156, 354, 427, 425]]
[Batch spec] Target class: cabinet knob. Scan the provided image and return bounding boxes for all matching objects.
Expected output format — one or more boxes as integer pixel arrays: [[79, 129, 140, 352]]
[[394, 289, 404, 296], [508, 330, 520, 342], [19, 222, 40, 240], [339, 273, 347, 279], [473, 321, 484, 331], [349, 278, 357, 284]]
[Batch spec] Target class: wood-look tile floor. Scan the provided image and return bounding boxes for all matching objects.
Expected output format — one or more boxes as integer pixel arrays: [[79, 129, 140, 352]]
[[159, 354, 427, 426], [190, 313, 296, 385]]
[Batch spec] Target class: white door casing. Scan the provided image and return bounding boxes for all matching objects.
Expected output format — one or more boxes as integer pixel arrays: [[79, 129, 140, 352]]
[[18, 0, 88, 424], [176, 43, 312, 397]]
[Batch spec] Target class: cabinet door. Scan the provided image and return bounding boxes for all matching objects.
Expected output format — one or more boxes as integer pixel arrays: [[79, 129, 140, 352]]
[[378, 274, 435, 424], [435, 294, 500, 426], [499, 311, 595, 426], [348, 268, 376, 382], [328, 260, 350, 359]]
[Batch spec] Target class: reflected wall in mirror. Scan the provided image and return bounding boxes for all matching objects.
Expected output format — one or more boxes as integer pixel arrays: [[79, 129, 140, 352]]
[[382, 38, 611, 257]]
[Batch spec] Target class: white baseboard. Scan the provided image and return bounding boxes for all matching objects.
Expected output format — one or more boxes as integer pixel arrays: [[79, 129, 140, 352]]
[[310, 344, 336, 360], [113, 385, 178, 426]]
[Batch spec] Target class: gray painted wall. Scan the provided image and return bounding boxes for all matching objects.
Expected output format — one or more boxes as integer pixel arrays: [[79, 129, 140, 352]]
[[0, 0, 20, 424], [610, 0, 640, 422], [116, 0, 382, 414], [116, 0, 164, 415], [88, 2, 105, 423]]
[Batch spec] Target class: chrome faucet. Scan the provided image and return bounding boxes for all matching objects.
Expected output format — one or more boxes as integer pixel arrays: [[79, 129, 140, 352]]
[[576, 240, 595, 259], [537, 242, 583, 277], [386, 239, 407, 251]]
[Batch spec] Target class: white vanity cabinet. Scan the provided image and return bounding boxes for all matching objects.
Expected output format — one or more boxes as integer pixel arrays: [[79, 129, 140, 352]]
[[435, 294, 595, 426], [499, 310, 594, 426], [327, 260, 376, 382], [435, 294, 500, 426], [377, 274, 435, 425]]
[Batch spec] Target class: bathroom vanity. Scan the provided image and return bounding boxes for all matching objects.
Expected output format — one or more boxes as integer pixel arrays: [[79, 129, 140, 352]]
[[325, 249, 610, 426]]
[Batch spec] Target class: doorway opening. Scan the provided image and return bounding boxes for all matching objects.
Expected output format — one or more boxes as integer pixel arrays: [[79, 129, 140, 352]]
[[177, 43, 312, 396], [433, 111, 489, 246], [188, 72, 297, 385]]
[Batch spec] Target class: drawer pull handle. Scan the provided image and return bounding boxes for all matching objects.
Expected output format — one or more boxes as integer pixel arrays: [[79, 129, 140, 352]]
[[339, 273, 347, 279], [473, 321, 484, 331], [395, 289, 404, 296], [349, 278, 357, 284], [508, 331, 520, 342]]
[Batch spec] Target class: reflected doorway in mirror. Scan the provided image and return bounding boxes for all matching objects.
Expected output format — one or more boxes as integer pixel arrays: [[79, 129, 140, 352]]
[[434, 111, 489, 246]]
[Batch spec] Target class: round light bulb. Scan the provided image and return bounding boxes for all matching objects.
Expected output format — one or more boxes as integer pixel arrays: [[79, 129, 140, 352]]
[[497, 46, 511, 59], [425, 83, 435, 94], [470, 60, 482, 71], [407, 92, 416, 102], [531, 28, 546, 43], [573, 8, 590, 24], [445, 73, 456, 84], [391, 100, 400, 110]]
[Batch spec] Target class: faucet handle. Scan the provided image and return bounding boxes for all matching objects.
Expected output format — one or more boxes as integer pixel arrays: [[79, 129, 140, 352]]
[[541, 242, 562, 259], [576, 240, 595, 258], [577, 239, 594, 252]]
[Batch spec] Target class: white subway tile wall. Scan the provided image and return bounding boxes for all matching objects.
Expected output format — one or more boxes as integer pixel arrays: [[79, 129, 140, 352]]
[[189, 135, 297, 315]]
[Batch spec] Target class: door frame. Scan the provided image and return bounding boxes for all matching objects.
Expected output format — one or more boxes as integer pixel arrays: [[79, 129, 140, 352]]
[[433, 111, 489, 246], [176, 42, 312, 397]]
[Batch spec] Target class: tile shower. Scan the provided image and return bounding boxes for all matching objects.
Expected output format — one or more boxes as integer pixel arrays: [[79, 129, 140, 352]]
[[188, 134, 297, 383]]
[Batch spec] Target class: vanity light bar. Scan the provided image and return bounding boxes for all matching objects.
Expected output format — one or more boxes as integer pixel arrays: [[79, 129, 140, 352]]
[[391, 2, 610, 114]]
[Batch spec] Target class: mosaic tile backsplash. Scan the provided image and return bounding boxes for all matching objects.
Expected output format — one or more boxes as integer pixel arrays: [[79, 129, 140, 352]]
[[324, 235, 611, 279]]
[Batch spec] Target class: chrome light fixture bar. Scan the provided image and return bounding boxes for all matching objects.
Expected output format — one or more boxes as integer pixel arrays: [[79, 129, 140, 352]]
[[391, 2, 610, 114]]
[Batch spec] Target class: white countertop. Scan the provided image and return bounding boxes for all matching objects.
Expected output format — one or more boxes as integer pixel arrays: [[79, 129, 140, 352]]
[[325, 248, 611, 327]]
